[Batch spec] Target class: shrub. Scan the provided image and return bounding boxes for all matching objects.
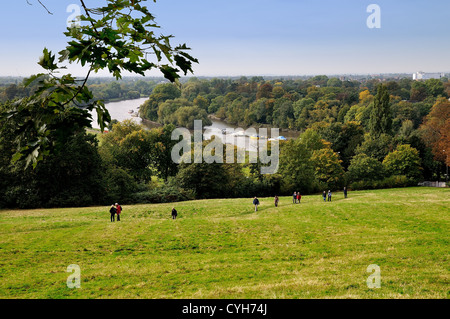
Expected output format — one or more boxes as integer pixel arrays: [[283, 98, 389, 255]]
[[382, 144, 423, 181], [347, 153, 385, 182], [350, 175, 413, 191], [130, 185, 195, 204], [102, 166, 139, 204]]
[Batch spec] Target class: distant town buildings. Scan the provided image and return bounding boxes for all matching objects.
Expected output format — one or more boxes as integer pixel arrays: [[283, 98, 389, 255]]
[[413, 71, 444, 80]]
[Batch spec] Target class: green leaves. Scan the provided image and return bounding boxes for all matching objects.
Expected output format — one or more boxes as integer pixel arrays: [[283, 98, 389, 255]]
[[61, 0, 198, 81], [38, 48, 59, 71], [1, 47, 110, 169], [1, 0, 197, 169]]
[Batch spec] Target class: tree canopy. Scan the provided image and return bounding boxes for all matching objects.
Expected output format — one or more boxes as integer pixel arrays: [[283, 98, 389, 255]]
[[0, 0, 197, 168]]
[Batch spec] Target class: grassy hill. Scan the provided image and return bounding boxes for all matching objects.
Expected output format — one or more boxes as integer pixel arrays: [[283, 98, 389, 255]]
[[0, 187, 448, 299]]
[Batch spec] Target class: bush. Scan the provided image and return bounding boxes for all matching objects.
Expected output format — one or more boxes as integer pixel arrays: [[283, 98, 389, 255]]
[[102, 166, 139, 204], [47, 191, 93, 208], [249, 174, 282, 197], [350, 175, 414, 191], [126, 90, 141, 99], [382, 144, 422, 182], [4, 185, 42, 209], [130, 185, 195, 204], [347, 153, 385, 182]]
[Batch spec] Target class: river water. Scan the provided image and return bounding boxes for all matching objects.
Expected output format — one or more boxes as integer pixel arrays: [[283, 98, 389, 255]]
[[91, 98, 299, 151]]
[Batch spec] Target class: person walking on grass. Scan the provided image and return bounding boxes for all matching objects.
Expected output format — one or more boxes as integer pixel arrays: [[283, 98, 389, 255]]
[[253, 196, 260, 212], [297, 192, 301, 204], [328, 190, 332, 202], [171, 207, 177, 220], [274, 195, 279, 207], [293, 191, 297, 204], [109, 205, 117, 222], [344, 187, 348, 199], [115, 203, 122, 221], [322, 191, 326, 202]]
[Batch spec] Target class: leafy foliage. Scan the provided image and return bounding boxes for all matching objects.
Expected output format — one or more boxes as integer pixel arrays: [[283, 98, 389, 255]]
[[369, 84, 392, 137], [382, 144, 422, 181], [0, 0, 197, 168], [311, 148, 345, 189], [347, 153, 385, 182]]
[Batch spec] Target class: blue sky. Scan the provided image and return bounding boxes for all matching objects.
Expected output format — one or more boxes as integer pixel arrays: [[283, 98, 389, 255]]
[[1, 0, 449, 77]]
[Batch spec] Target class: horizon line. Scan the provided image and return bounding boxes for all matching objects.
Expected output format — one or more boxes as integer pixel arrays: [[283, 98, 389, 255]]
[[1, 72, 449, 80]]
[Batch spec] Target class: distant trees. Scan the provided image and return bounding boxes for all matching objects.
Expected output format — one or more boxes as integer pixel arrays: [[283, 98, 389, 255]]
[[356, 133, 394, 162], [410, 81, 429, 101], [316, 121, 365, 169], [383, 144, 422, 181], [157, 98, 211, 129], [177, 162, 229, 199], [347, 154, 385, 182], [369, 84, 392, 137], [99, 120, 180, 182], [311, 148, 345, 190], [277, 137, 317, 194], [139, 83, 182, 121], [2, 69, 449, 208], [419, 98, 450, 166], [138, 82, 211, 128], [256, 83, 273, 100], [175, 140, 251, 199]]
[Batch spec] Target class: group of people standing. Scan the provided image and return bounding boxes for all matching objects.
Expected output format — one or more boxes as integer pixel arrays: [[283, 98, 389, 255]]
[[109, 203, 122, 222], [254, 187, 349, 211], [292, 192, 302, 204], [322, 187, 348, 202], [323, 190, 332, 202]]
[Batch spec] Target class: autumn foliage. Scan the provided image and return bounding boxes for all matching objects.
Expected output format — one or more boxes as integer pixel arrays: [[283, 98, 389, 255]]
[[420, 98, 450, 165]]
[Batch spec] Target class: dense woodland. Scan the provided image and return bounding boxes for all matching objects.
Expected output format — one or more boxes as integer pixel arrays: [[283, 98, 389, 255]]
[[1, 75, 449, 208], [0, 77, 159, 103]]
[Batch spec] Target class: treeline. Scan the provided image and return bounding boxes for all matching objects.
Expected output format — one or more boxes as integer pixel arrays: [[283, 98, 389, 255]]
[[0, 77, 160, 103], [139, 75, 450, 131], [137, 75, 449, 180], [0, 76, 449, 209]]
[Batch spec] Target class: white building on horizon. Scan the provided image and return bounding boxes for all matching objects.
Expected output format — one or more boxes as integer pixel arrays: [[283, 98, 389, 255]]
[[413, 71, 444, 80]]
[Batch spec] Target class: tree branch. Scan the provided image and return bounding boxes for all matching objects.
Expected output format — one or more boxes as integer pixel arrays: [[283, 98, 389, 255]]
[[61, 65, 93, 107], [28, 0, 54, 15], [79, 0, 100, 36]]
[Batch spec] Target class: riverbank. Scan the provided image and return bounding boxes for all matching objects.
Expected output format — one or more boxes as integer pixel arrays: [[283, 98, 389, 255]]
[[100, 94, 148, 104], [207, 114, 301, 138], [141, 118, 163, 128], [91, 99, 300, 142]]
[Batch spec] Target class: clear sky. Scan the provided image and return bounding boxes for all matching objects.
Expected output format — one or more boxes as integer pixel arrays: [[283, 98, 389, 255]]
[[1, 0, 450, 77]]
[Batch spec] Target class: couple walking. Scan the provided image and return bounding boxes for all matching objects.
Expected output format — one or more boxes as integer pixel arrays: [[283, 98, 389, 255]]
[[109, 203, 122, 222]]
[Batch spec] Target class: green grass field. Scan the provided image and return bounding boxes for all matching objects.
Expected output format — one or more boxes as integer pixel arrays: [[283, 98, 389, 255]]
[[0, 187, 448, 299]]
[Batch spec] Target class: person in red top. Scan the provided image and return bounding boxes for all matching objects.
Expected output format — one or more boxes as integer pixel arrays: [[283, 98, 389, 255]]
[[296, 192, 301, 204], [115, 203, 122, 221]]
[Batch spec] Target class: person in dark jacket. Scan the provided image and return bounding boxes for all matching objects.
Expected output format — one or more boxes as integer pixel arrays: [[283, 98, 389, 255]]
[[328, 190, 332, 202], [344, 187, 348, 198], [322, 191, 326, 202], [171, 207, 177, 219], [274, 195, 279, 207], [109, 205, 117, 222], [253, 197, 260, 212], [115, 203, 122, 221], [293, 192, 297, 204]]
